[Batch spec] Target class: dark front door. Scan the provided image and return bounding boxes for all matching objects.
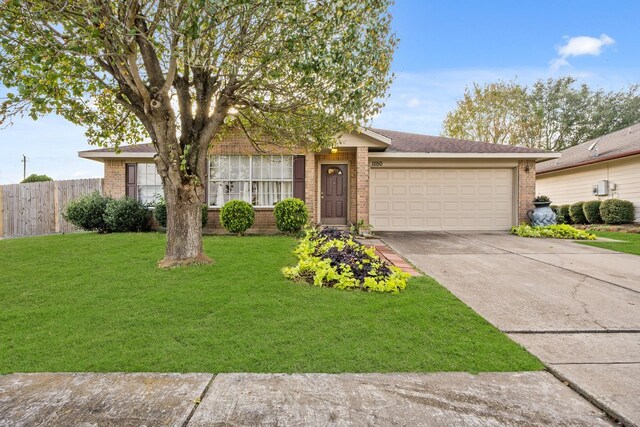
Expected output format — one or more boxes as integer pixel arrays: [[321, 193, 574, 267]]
[[321, 164, 348, 225]]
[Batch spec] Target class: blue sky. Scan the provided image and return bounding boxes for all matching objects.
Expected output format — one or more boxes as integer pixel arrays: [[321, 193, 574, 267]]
[[2, 0, 640, 184]]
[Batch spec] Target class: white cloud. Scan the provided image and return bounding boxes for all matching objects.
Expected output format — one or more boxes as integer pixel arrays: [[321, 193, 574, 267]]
[[549, 57, 570, 72], [551, 34, 615, 71], [406, 98, 421, 108]]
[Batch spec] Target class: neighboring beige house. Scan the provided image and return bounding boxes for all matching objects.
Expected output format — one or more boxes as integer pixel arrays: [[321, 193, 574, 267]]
[[537, 123, 640, 222], [79, 128, 557, 233]]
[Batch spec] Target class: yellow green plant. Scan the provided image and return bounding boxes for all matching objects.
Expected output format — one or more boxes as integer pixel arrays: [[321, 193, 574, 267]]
[[282, 227, 409, 293]]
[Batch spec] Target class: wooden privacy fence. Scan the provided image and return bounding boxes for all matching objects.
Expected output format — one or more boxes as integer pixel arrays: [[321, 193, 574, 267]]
[[0, 178, 103, 238]]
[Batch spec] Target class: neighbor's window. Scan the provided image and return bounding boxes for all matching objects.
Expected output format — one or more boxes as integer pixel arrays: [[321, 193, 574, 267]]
[[137, 163, 163, 204], [209, 155, 293, 207]]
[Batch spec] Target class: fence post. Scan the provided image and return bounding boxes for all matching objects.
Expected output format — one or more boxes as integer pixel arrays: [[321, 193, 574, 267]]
[[54, 182, 60, 233]]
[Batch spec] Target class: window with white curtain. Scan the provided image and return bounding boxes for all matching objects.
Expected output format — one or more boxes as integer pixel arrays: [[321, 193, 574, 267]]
[[136, 163, 163, 205], [209, 155, 293, 207]]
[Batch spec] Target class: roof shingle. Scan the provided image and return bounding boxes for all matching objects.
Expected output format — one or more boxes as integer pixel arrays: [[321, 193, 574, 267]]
[[370, 128, 549, 154], [536, 123, 640, 174]]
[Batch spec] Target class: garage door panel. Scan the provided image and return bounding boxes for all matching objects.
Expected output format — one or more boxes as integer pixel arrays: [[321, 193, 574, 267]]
[[443, 201, 458, 212], [391, 186, 406, 195], [460, 185, 476, 195], [426, 202, 441, 211], [408, 170, 424, 180], [460, 201, 475, 212], [443, 186, 458, 196], [374, 201, 389, 212], [370, 168, 514, 231], [374, 186, 389, 196], [391, 170, 406, 180], [427, 186, 442, 196], [408, 185, 424, 195], [408, 202, 423, 212]]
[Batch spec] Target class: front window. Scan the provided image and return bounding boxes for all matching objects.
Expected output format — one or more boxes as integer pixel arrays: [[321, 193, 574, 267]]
[[137, 163, 163, 204], [209, 155, 293, 207]]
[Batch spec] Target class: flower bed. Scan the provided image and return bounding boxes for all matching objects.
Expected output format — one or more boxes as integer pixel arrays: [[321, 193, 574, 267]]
[[511, 224, 596, 240], [282, 227, 409, 293]]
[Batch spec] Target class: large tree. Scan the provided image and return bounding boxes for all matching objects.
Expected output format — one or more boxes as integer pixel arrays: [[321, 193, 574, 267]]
[[0, 1, 396, 267], [443, 77, 640, 151]]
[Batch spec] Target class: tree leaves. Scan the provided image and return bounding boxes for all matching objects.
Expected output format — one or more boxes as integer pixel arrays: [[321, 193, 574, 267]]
[[443, 77, 640, 151]]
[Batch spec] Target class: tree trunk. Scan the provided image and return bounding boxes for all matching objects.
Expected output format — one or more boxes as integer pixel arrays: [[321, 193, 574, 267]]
[[158, 181, 212, 268]]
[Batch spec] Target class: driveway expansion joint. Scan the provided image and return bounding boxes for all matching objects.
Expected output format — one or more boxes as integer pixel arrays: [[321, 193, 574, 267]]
[[545, 365, 633, 427], [183, 374, 217, 427]]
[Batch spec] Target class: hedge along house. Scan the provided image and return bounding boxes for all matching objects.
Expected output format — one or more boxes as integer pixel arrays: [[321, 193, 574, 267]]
[[79, 128, 558, 233], [536, 123, 640, 222]]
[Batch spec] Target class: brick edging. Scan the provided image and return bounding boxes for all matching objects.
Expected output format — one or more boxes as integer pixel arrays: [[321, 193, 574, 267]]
[[367, 244, 420, 276]]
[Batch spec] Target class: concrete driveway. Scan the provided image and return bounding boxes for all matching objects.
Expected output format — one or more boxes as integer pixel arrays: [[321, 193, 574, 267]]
[[379, 231, 640, 427]]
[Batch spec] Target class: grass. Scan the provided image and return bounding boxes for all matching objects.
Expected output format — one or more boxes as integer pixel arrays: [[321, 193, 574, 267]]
[[0, 233, 541, 374], [579, 231, 640, 255]]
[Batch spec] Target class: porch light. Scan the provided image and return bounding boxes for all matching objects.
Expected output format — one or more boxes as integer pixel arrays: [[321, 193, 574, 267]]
[[331, 147, 338, 154]]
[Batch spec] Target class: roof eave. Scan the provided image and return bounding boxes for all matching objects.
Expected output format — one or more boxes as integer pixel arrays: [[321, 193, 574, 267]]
[[360, 128, 392, 145], [78, 151, 156, 161], [369, 152, 560, 160]]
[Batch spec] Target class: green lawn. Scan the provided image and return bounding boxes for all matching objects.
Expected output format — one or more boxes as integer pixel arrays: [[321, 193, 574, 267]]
[[580, 231, 640, 255], [0, 233, 541, 374]]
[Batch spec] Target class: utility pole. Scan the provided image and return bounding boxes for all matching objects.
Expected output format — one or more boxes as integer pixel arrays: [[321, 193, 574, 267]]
[[21, 155, 27, 180]]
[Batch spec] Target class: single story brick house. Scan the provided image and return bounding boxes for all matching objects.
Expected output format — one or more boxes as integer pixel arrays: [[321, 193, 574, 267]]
[[537, 123, 640, 222], [79, 128, 557, 233]]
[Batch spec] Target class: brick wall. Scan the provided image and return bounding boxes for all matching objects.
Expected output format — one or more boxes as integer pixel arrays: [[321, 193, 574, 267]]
[[304, 152, 317, 223], [208, 129, 305, 156], [356, 146, 369, 223], [518, 160, 536, 224], [104, 159, 126, 199], [203, 209, 278, 234]]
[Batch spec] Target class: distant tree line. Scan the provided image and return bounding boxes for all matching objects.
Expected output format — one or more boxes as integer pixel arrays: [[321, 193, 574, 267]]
[[442, 77, 640, 151]]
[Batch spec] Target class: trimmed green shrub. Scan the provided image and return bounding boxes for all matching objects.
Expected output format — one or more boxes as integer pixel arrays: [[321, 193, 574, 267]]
[[21, 173, 52, 183], [582, 200, 602, 224], [600, 199, 635, 224], [558, 204, 572, 224], [153, 198, 208, 228], [510, 224, 595, 240], [282, 227, 409, 293], [62, 191, 112, 233], [274, 198, 308, 234], [104, 197, 151, 232], [220, 200, 254, 234], [569, 202, 587, 224]]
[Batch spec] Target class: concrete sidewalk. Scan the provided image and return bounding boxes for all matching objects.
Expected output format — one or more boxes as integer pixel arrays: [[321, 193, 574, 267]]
[[380, 231, 640, 427], [0, 372, 612, 426]]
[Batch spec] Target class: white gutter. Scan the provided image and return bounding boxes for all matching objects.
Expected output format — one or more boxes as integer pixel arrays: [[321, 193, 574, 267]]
[[368, 152, 561, 161]]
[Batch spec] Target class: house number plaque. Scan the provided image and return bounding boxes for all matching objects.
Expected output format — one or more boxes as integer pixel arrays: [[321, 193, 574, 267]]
[[370, 161, 383, 167]]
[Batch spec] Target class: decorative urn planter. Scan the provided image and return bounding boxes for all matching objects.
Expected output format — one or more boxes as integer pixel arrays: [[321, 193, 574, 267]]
[[528, 201, 557, 226]]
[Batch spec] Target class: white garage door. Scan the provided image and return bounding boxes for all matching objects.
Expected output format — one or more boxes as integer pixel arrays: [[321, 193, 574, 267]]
[[370, 168, 514, 231]]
